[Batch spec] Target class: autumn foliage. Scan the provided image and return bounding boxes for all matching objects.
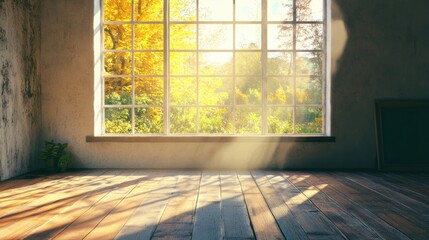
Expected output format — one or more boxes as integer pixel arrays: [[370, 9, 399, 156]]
[[103, 0, 324, 134]]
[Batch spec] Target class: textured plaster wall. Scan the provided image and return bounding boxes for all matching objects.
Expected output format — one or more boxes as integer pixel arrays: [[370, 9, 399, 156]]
[[41, 0, 429, 169], [0, 0, 41, 180]]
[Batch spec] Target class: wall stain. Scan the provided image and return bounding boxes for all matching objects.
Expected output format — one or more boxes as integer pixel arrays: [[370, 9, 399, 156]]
[[0, 28, 6, 43], [1, 0, 41, 180], [1, 61, 11, 125]]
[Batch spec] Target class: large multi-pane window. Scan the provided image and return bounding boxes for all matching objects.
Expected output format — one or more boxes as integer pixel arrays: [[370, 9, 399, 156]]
[[101, 0, 327, 135]]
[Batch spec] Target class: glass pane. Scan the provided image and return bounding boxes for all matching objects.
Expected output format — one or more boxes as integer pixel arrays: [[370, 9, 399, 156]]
[[170, 107, 197, 134], [170, 52, 197, 75], [170, 0, 197, 21], [296, 24, 323, 50], [267, 52, 293, 75], [135, 107, 164, 133], [135, 77, 164, 105], [104, 24, 132, 50], [199, 107, 233, 134], [236, 24, 261, 49], [235, 107, 262, 134], [268, 107, 293, 134], [135, 24, 163, 50], [236, 0, 261, 21], [199, 77, 233, 105], [104, 108, 132, 134], [236, 77, 261, 105], [170, 24, 197, 50], [267, 0, 293, 21], [296, 107, 323, 134], [268, 24, 293, 50], [199, 0, 232, 21], [135, 52, 164, 75], [104, 0, 132, 21], [236, 52, 261, 75], [296, 77, 322, 104], [296, 52, 322, 75], [170, 77, 197, 105], [199, 52, 233, 75], [199, 24, 233, 50], [104, 77, 132, 105], [297, 0, 323, 21], [134, 0, 163, 21], [267, 77, 293, 104], [104, 52, 132, 75]]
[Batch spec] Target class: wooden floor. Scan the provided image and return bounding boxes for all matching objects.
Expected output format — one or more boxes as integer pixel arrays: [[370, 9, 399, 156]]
[[0, 170, 428, 240]]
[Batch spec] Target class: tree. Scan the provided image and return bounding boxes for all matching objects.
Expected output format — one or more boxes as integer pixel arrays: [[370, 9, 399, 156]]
[[102, 0, 324, 134]]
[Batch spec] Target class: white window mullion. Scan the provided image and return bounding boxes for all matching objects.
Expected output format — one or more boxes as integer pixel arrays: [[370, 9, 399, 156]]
[[164, 0, 170, 134], [196, 0, 200, 134], [261, 0, 268, 134], [100, 0, 105, 135], [131, 0, 136, 134], [232, 0, 236, 134], [292, 0, 297, 134]]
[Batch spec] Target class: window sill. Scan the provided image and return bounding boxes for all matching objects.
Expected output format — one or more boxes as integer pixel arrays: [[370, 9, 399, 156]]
[[86, 135, 335, 143]]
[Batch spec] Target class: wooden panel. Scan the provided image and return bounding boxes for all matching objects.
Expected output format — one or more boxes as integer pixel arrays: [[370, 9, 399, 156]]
[[330, 172, 429, 239], [276, 173, 344, 240], [52, 171, 138, 240], [220, 172, 254, 239], [152, 172, 200, 239], [0, 170, 427, 240], [115, 171, 182, 240], [238, 173, 285, 240], [1, 170, 106, 240], [375, 99, 429, 171], [252, 171, 308, 240], [192, 171, 222, 240], [308, 172, 411, 240], [84, 171, 162, 239], [290, 172, 382, 239]]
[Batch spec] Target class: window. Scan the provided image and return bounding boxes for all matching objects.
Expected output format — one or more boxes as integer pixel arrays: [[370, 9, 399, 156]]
[[99, 0, 328, 135]]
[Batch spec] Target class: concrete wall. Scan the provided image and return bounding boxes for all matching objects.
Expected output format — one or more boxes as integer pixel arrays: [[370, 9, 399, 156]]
[[0, 0, 41, 180], [41, 0, 429, 169]]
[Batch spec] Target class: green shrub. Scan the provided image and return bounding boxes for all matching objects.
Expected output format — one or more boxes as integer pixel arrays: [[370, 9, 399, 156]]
[[39, 141, 73, 172]]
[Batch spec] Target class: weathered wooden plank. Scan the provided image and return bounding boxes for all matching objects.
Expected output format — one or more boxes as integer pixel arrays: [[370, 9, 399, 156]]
[[0, 170, 109, 240], [359, 172, 429, 205], [252, 171, 309, 240], [343, 172, 429, 216], [0, 172, 72, 215], [291, 172, 382, 239], [380, 173, 429, 197], [114, 195, 169, 240], [309, 172, 411, 240], [192, 171, 222, 240], [275, 172, 344, 240], [220, 173, 254, 239], [84, 171, 163, 239], [50, 170, 138, 240], [238, 172, 285, 240], [329, 172, 429, 239], [193, 201, 222, 240], [151, 173, 200, 239], [114, 171, 183, 240]]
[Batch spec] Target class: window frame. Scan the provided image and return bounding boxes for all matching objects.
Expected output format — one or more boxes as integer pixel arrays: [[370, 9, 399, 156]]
[[94, 0, 331, 136]]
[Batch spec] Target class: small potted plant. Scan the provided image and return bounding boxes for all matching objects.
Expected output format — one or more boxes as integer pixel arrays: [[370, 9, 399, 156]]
[[39, 140, 73, 172]]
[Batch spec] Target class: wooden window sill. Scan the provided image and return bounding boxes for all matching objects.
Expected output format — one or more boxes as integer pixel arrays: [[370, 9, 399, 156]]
[[86, 135, 335, 143]]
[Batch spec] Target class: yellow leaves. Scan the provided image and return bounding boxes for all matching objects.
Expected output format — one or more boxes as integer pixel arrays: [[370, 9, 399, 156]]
[[135, 52, 163, 75], [134, 0, 163, 21], [296, 88, 309, 104], [104, 24, 132, 50], [170, 24, 197, 50], [104, 0, 132, 21], [135, 24, 163, 50]]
